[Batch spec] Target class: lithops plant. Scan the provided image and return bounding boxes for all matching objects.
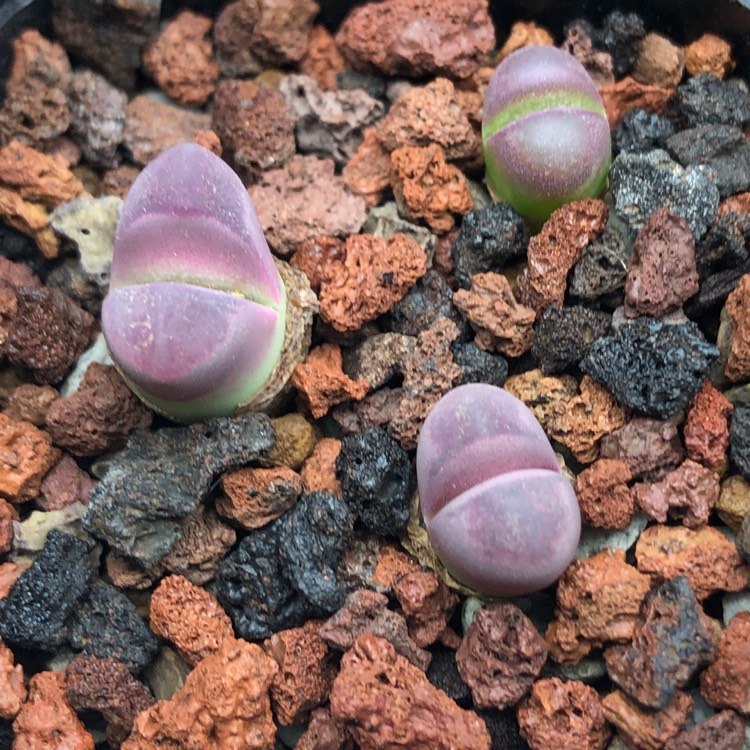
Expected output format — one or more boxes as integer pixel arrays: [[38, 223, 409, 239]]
[[482, 45, 611, 222], [416, 383, 581, 596], [102, 143, 287, 422]]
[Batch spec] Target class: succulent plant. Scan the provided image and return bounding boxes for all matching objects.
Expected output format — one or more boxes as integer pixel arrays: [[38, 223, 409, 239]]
[[416, 383, 581, 596], [482, 45, 611, 222], [102, 143, 286, 422]]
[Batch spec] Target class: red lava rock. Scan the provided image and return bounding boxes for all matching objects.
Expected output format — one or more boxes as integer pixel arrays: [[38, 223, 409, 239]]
[[684, 33, 735, 79], [317, 233, 427, 333], [632, 33, 685, 89], [599, 77, 675, 128], [504, 369, 579, 429], [634, 459, 719, 527], [575, 458, 634, 529], [193, 129, 221, 156], [602, 689, 693, 750], [37, 454, 96, 511], [562, 23, 614, 86], [212, 79, 296, 183], [546, 548, 652, 664], [517, 200, 609, 315], [296, 706, 353, 750], [684, 380, 733, 468], [292, 343, 369, 419], [13, 671, 95, 750], [122, 94, 211, 165], [498, 21, 554, 59], [45, 363, 152, 457], [0, 414, 60, 503], [330, 633, 491, 750], [665, 709, 746, 750], [375, 78, 481, 165], [101, 164, 140, 198], [343, 128, 392, 207], [320, 588, 431, 670], [0, 500, 13, 555], [0, 30, 71, 147], [624, 208, 700, 319], [636, 524, 749, 600], [517, 677, 611, 750], [604, 577, 716, 709], [388, 317, 463, 450], [249, 154, 367, 257], [265, 620, 337, 725], [336, 0, 495, 80], [0, 256, 41, 291], [0, 638, 25, 720], [149, 574, 235, 666], [142, 11, 219, 106], [454, 272, 535, 357], [3, 383, 58, 426], [701, 611, 750, 714], [725, 273, 750, 383], [300, 25, 347, 92], [217, 465, 303, 529], [344, 333, 415, 390], [300, 438, 342, 495], [290, 235, 346, 292], [599, 416, 685, 478], [65, 655, 155, 748], [456, 603, 548, 710], [122, 637, 278, 750], [547, 375, 628, 464], [0, 562, 27, 599]]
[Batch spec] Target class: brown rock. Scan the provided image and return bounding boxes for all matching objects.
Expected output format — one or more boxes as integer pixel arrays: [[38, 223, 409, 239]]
[[123, 95, 212, 165], [517, 200, 609, 315], [290, 235, 346, 292], [561, 24, 614, 86], [701, 611, 750, 714], [142, 11, 219, 106], [719, 192, 750, 216], [717, 475, 750, 531], [149, 574, 235, 666], [665, 710, 746, 750], [45, 363, 152, 456], [249, 154, 367, 257], [498, 21, 555, 59], [342, 129, 392, 207], [267, 413, 316, 470], [0, 500, 13, 555], [218, 465, 303, 529], [37, 454, 96, 511], [296, 706, 353, 750], [450, 272, 536, 357], [301, 25, 347, 92], [684, 33, 735, 79], [457, 603, 548, 710], [504, 369, 578, 430], [634, 459, 719, 527], [635, 524, 748, 600], [602, 689, 693, 750], [301, 438, 342, 495], [3, 383, 58, 426], [547, 375, 628, 464], [518, 677, 611, 750], [265, 620, 336, 726], [212, 79, 296, 182], [575, 458, 634, 529], [684, 379, 733, 468], [633, 33, 685, 88], [330, 633, 491, 750], [604, 577, 716, 709], [0, 188, 59, 258], [725, 274, 750, 382], [599, 76, 675, 128], [320, 588, 430, 671], [105, 552, 155, 592], [344, 333, 415, 391], [122, 638, 278, 750], [318, 233, 427, 333], [101, 165, 140, 198], [336, 0, 494, 80], [546, 548, 652, 664], [65, 655, 154, 748], [13, 671, 94, 750], [193, 129, 221, 156], [0, 638, 25, 720], [332, 387, 404, 436], [0, 562, 28, 600]]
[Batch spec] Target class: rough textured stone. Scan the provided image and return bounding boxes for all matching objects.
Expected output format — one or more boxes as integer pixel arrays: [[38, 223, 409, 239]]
[[675, 73, 750, 128], [684, 34, 735, 79], [575, 459, 634, 529], [613, 108, 676, 155], [632, 32, 685, 88], [296, 706, 352, 750], [701, 611, 750, 714], [685, 380, 733, 468], [0, 639, 25, 720], [719, 475, 750, 532], [300, 438, 342, 496], [731, 404, 750, 481], [300, 25, 347, 92], [599, 77, 674, 128], [267, 413, 316, 470], [504, 369, 578, 431], [569, 224, 629, 301], [562, 23, 614, 86], [664, 710, 746, 750], [37, 454, 95, 512], [725, 274, 750, 383]]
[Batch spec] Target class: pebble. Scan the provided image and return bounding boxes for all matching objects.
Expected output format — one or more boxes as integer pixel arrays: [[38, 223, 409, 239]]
[[684, 33, 735, 79], [701, 612, 750, 715], [675, 73, 750, 128], [613, 108, 676, 154]]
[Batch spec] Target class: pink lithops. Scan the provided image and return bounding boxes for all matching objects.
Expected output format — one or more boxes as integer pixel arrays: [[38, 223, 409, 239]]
[[416, 384, 581, 596], [102, 143, 286, 422], [482, 45, 611, 222]]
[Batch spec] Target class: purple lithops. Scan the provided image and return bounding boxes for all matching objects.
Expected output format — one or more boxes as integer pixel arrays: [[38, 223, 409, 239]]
[[416, 384, 581, 596], [482, 45, 611, 222], [102, 143, 286, 422]]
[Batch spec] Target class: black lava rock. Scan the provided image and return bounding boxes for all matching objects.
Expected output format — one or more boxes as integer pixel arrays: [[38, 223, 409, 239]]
[[569, 225, 629, 302], [427, 646, 471, 705], [83, 413, 274, 568], [580, 317, 719, 418], [531, 305, 612, 374], [453, 341, 508, 387], [685, 266, 750, 317], [478, 708, 531, 750], [614, 108, 676, 155], [68, 580, 158, 672], [0, 223, 49, 281], [601, 10, 646, 78], [451, 203, 529, 289], [336, 69, 387, 101], [730, 404, 750, 481], [695, 213, 750, 278], [337, 426, 415, 536], [0, 530, 92, 651], [674, 73, 750, 128]]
